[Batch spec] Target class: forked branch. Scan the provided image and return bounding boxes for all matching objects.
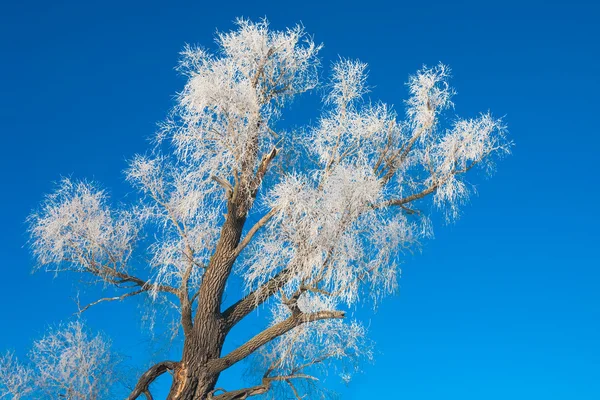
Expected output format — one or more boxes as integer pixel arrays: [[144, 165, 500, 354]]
[[126, 361, 178, 400]]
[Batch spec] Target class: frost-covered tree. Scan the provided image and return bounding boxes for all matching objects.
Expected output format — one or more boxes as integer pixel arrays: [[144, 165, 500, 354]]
[[27, 19, 511, 399], [0, 352, 33, 400], [0, 321, 119, 400]]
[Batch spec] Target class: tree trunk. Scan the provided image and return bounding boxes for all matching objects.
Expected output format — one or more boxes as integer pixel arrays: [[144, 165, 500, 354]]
[[166, 364, 218, 400], [167, 209, 247, 399], [166, 318, 226, 400], [167, 367, 217, 400]]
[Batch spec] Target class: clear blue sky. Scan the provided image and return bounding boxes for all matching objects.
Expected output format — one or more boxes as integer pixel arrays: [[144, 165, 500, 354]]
[[1, 0, 599, 398]]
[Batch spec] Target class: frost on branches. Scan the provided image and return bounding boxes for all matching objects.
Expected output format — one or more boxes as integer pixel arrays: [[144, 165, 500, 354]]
[[24, 18, 511, 399], [0, 321, 119, 400]]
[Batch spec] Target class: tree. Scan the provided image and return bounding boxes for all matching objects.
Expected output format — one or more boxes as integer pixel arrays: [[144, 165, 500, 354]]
[[0, 321, 119, 400], [0, 352, 33, 400], [26, 18, 511, 399]]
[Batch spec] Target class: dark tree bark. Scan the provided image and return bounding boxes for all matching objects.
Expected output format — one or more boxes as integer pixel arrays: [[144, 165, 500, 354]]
[[166, 210, 246, 399]]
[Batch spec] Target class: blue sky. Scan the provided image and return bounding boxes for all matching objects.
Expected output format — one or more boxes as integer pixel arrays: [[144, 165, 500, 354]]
[[1, 0, 599, 398]]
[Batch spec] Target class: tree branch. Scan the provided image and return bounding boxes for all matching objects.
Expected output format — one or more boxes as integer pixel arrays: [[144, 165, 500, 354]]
[[251, 147, 278, 197], [231, 207, 279, 259], [377, 184, 439, 208], [76, 289, 146, 314], [212, 175, 234, 199], [99, 266, 178, 296], [210, 310, 345, 373], [210, 384, 269, 400], [379, 142, 500, 210], [223, 267, 293, 329], [126, 361, 178, 400], [223, 245, 337, 330], [210, 374, 317, 400]]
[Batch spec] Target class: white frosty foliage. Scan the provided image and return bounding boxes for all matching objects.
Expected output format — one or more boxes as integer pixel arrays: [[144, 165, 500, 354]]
[[405, 63, 454, 132], [163, 18, 320, 205], [325, 59, 369, 106], [127, 155, 221, 294], [30, 321, 117, 400], [396, 65, 510, 220], [28, 179, 138, 274], [245, 163, 416, 307], [312, 103, 399, 168], [252, 295, 372, 398], [0, 353, 33, 400], [28, 18, 511, 399], [241, 56, 508, 395], [422, 113, 509, 220], [0, 322, 118, 400], [312, 59, 400, 167]]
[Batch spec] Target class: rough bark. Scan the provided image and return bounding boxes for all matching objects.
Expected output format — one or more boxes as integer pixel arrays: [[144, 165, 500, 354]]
[[165, 194, 248, 399], [166, 328, 224, 399]]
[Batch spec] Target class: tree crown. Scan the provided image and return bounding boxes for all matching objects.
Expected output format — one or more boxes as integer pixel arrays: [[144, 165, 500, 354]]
[[25, 18, 511, 399]]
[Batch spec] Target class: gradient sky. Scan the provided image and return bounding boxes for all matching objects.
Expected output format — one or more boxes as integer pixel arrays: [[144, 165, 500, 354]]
[[1, 0, 599, 398]]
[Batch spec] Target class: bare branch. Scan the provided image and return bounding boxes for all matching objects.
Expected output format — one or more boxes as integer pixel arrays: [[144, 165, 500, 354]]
[[126, 361, 178, 400], [223, 267, 293, 329], [210, 374, 317, 400], [210, 383, 269, 400], [210, 310, 345, 373], [232, 207, 279, 259], [251, 146, 278, 197], [101, 266, 178, 296], [76, 289, 147, 314], [285, 379, 302, 400], [212, 175, 234, 198], [377, 184, 439, 209]]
